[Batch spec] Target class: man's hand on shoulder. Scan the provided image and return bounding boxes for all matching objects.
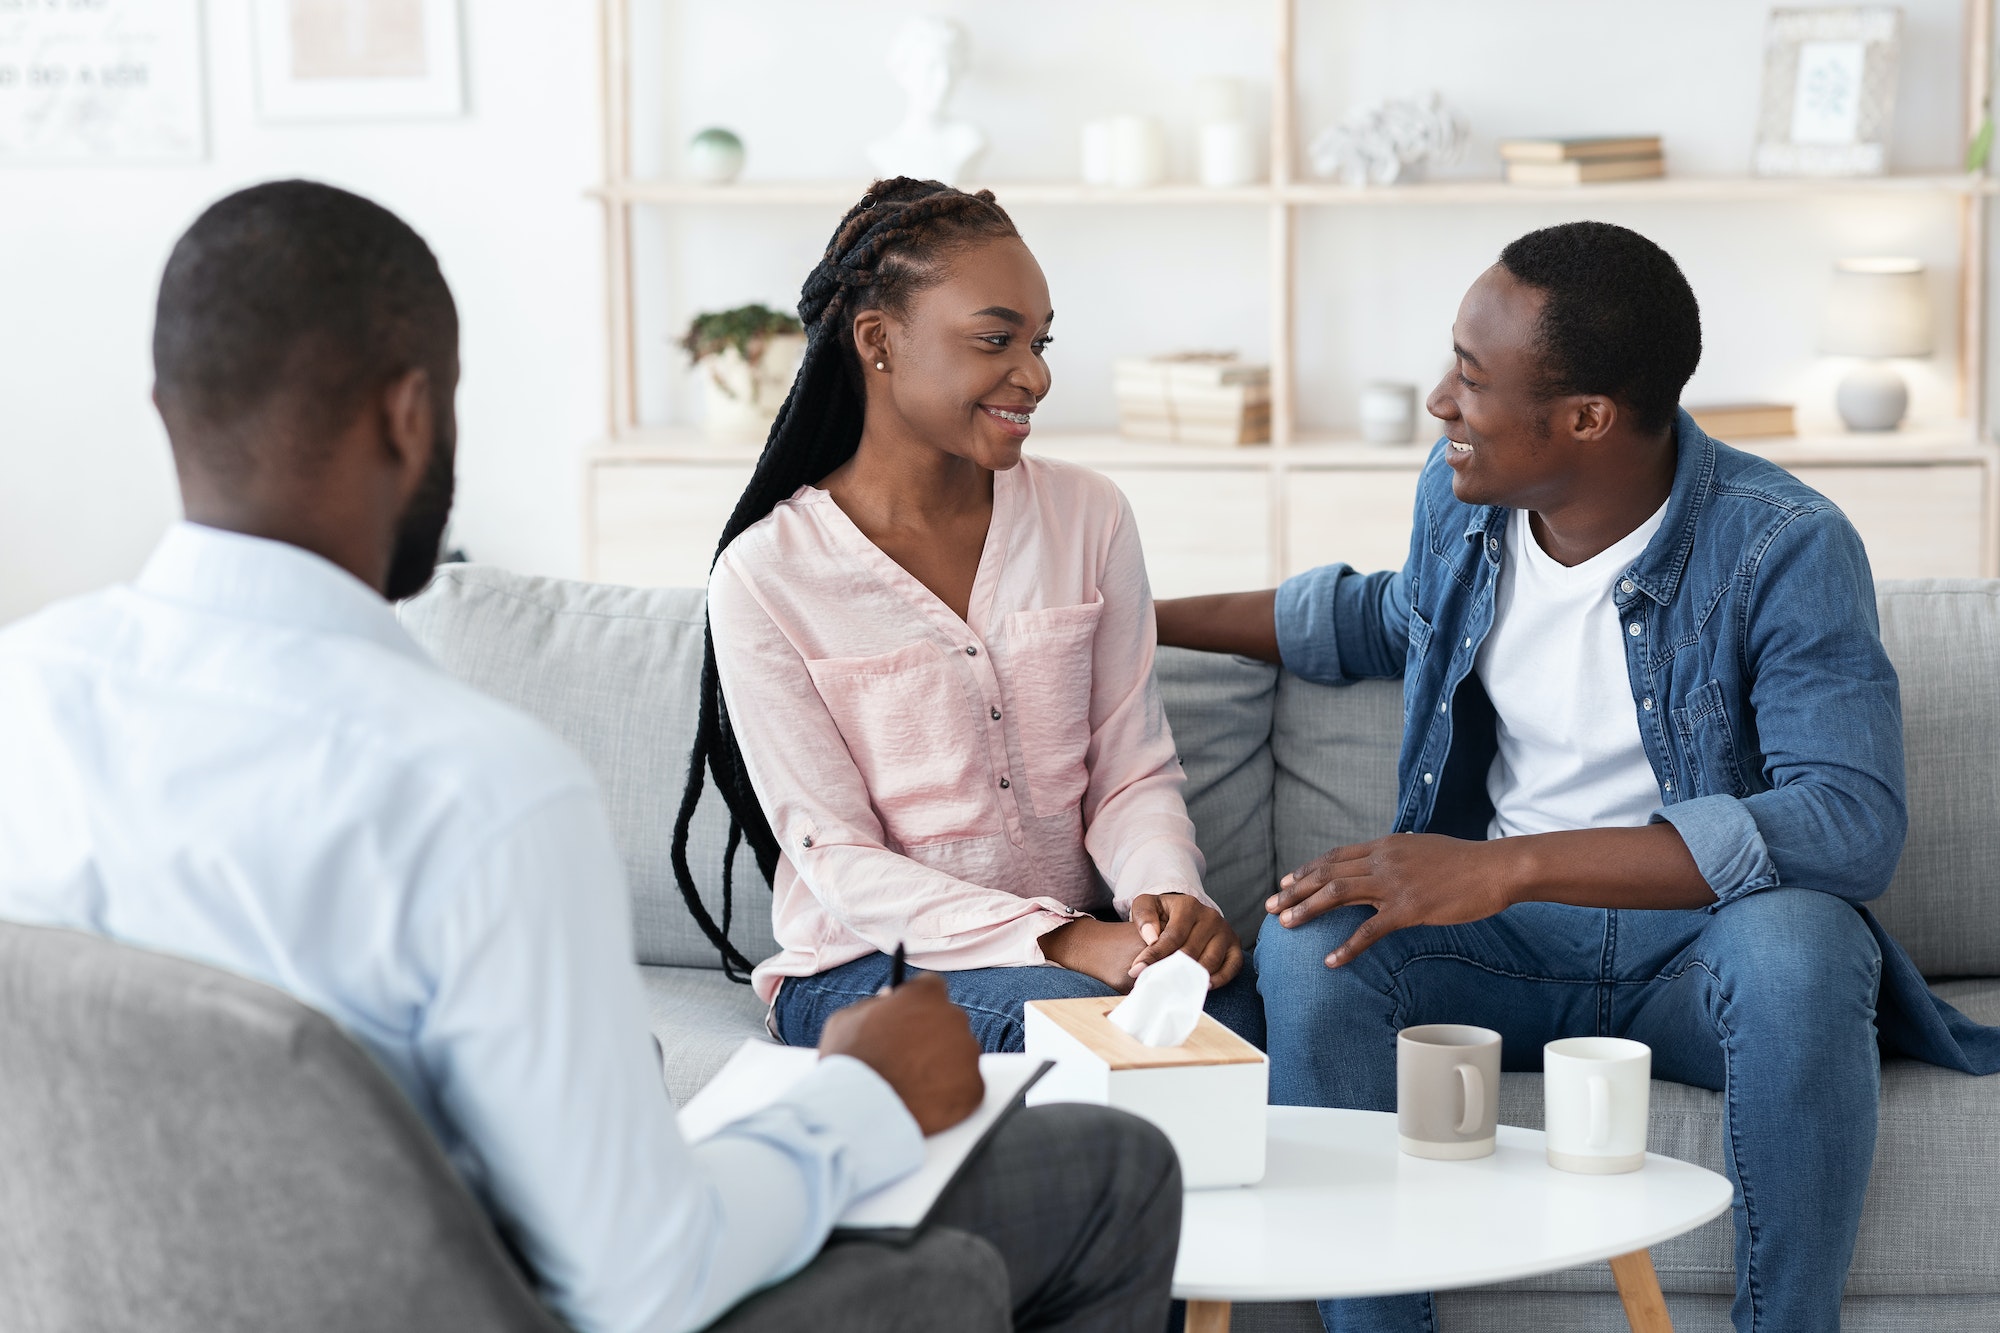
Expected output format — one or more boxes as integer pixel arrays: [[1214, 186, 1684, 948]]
[[818, 973, 985, 1135], [1154, 590, 1282, 662], [1267, 833, 1515, 968]]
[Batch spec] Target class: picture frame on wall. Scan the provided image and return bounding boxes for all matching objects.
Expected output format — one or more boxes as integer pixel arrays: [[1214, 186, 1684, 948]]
[[0, 0, 207, 164], [1753, 6, 1902, 177], [251, 0, 464, 122]]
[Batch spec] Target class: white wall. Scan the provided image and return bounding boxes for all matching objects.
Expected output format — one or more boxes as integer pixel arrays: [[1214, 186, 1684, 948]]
[[4, 0, 1984, 624], [0, 3, 602, 626]]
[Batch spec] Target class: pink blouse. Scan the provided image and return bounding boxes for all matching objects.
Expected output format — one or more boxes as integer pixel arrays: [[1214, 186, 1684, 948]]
[[707, 454, 1215, 1003]]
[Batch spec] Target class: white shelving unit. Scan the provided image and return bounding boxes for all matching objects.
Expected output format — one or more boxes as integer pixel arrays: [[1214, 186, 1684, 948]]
[[587, 0, 2000, 591]]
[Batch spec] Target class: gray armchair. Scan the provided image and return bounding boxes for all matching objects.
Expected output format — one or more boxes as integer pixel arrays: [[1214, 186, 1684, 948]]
[[0, 919, 562, 1333]]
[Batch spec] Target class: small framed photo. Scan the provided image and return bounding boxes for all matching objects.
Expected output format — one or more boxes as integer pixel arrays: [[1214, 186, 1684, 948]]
[[251, 0, 464, 122], [1754, 7, 1902, 177]]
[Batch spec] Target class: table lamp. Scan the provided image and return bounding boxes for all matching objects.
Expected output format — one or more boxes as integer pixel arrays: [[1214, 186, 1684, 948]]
[[1820, 257, 1933, 432]]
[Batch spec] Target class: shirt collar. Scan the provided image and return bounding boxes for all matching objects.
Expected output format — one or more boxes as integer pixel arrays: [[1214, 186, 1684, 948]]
[[1459, 407, 1716, 606], [133, 521, 428, 663], [1623, 408, 1716, 606]]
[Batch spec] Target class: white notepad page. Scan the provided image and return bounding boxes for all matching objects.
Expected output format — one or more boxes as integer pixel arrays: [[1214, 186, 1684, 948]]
[[678, 1039, 1050, 1232]]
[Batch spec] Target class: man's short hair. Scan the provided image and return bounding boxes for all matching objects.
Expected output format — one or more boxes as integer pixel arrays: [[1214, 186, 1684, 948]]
[[153, 179, 457, 469], [1497, 221, 1701, 435]]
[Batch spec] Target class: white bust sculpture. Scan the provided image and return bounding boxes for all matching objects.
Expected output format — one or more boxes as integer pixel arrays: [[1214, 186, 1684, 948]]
[[867, 17, 985, 186]]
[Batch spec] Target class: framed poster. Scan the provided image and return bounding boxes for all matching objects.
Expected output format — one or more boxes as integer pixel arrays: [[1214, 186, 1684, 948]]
[[251, 0, 462, 121], [1754, 7, 1902, 177], [0, 0, 207, 164]]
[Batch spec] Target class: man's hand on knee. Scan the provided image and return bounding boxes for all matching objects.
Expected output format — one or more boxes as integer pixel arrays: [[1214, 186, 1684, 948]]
[[819, 974, 986, 1135], [1266, 833, 1514, 968]]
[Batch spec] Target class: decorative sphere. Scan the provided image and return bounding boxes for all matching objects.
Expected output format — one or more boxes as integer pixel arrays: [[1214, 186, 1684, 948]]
[[687, 128, 745, 184], [1836, 362, 1909, 432]]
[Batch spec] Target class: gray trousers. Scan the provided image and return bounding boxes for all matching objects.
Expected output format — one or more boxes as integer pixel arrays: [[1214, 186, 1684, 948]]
[[706, 1103, 1182, 1333]]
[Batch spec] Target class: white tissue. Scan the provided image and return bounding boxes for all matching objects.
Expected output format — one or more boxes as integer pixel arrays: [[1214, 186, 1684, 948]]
[[1107, 950, 1210, 1047]]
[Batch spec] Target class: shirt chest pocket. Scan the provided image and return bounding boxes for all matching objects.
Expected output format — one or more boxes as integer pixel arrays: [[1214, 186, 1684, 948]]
[[1671, 679, 1749, 799], [804, 640, 989, 847], [997, 598, 1105, 817]]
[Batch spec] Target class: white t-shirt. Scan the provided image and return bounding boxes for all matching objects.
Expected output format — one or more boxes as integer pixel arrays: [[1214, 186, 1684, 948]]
[[1475, 502, 1668, 840]]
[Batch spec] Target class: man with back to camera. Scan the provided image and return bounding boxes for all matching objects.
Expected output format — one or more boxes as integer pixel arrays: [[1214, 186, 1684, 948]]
[[0, 179, 1184, 1333], [1156, 221, 2000, 1333]]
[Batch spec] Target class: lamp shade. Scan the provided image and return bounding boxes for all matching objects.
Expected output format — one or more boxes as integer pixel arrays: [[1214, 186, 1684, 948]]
[[1820, 258, 1934, 359]]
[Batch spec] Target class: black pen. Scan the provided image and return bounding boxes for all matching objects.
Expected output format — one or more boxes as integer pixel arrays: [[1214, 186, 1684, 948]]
[[889, 942, 907, 988]]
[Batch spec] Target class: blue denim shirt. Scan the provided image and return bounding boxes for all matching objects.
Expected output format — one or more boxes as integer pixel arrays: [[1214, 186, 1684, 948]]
[[1274, 409, 1998, 1074]]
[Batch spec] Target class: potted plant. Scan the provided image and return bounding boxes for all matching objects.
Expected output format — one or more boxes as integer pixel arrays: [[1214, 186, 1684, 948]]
[[680, 303, 806, 439]]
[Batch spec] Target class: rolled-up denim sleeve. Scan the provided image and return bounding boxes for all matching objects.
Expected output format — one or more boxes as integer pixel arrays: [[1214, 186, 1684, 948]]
[[1651, 795, 1780, 907], [1273, 460, 1430, 685], [1275, 564, 1412, 685]]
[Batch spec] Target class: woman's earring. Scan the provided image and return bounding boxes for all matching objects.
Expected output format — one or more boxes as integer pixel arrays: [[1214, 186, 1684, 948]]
[[875, 361, 886, 371]]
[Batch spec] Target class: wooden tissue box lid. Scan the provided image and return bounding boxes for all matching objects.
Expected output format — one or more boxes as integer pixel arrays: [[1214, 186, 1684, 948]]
[[1025, 996, 1265, 1071]]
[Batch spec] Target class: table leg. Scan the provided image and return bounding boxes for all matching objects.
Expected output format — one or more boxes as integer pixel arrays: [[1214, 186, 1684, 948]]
[[1185, 1298, 1232, 1333], [1609, 1249, 1673, 1332]]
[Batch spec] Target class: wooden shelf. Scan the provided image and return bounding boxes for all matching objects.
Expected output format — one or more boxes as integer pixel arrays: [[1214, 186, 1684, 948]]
[[591, 423, 1993, 472], [592, 0, 1999, 583], [598, 173, 1999, 209]]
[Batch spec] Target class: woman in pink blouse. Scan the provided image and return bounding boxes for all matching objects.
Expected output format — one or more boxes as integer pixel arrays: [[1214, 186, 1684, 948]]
[[672, 179, 1264, 1053]]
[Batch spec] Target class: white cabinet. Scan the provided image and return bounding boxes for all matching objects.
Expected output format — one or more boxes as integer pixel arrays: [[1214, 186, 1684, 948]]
[[1283, 467, 1424, 578], [1787, 465, 1990, 581], [587, 459, 751, 588], [584, 431, 2000, 597], [1092, 467, 1272, 598]]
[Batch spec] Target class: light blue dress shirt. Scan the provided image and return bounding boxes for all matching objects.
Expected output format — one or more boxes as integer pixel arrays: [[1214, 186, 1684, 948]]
[[0, 522, 923, 1333]]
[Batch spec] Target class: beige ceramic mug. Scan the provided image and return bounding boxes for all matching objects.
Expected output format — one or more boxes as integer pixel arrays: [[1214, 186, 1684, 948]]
[[1397, 1024, 1502, 1159]]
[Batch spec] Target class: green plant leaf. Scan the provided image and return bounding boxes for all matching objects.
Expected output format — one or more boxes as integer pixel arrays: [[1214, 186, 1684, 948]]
[[680, 303, 804, 367]]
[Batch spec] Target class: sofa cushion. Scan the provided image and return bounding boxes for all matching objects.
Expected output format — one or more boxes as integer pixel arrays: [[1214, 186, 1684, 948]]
[[1155, 648, 1278, 943], [399, 567, 775, 971], [1873, 580, 2000, 978], [638, 965, 772, 1105], [1269, 674, 1403, 941]]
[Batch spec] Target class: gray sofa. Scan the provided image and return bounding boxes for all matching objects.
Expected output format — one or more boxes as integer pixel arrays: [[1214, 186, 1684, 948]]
[[401, 566, 2000, 1333]]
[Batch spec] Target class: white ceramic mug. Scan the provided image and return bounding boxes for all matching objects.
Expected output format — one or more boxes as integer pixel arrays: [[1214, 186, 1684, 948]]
[[1543, 1037, 1651, 1174]]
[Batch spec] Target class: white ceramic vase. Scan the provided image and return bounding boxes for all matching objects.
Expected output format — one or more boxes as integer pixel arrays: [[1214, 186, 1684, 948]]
[[699, 334, 805, 440], [1836, 362, 1909, 431]]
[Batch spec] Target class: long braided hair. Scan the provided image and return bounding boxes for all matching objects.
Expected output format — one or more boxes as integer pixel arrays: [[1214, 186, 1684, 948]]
[[671, 177, 1021, 981]]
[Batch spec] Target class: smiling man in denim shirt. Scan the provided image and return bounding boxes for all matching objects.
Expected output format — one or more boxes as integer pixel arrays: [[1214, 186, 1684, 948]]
[[1157, 221, 2000, 1333]]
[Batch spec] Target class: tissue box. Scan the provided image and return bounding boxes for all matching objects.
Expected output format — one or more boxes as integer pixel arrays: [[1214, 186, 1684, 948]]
[[1024, 996, 1268, 1188]]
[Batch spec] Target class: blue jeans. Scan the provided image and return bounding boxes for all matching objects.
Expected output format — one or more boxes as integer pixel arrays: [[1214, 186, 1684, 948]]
[[1256, 889, 1882, 1333], [775, 953, 1267, 1054]]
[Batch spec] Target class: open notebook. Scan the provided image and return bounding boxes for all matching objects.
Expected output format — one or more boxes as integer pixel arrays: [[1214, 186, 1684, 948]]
[[679, 1040, 1051, 1234]]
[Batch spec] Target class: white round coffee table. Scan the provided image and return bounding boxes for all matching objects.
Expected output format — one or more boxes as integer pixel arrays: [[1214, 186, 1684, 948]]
[[1173, 1107, 1733, 1332]]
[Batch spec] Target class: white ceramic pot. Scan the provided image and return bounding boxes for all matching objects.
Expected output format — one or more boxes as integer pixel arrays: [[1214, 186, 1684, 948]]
[[686, 128, 746, 185], [699, 333, 805, 440], [1108, 115, 1166, 188], [1359, 381, 1419, 444], [1836, 361, 1909, 431], [1198, 122, 1258, 187]]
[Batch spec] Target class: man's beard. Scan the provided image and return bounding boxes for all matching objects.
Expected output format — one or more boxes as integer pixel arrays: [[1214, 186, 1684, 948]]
[[384, 423, 456, 602]]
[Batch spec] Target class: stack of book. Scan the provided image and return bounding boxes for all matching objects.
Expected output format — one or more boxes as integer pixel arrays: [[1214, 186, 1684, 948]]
[[1114, 353, 1271, 446], [1499, 136, 1664, 186], [1689, 402, 1797, 440]]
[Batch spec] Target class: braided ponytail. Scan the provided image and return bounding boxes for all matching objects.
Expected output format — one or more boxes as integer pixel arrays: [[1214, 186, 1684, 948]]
[[671, 178, 1020, 981]]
